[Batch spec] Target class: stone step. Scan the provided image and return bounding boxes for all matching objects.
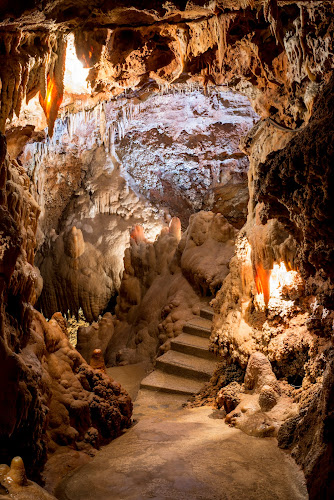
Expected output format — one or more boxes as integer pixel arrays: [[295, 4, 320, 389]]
[[140, 371, 204, 396], [170, 333, 215, 360], [200, 306, 214, 321], [183, 316, 212, 339], [155, 350, 216, 381]]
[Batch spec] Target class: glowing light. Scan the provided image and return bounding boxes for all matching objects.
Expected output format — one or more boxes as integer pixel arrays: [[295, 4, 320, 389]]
[[46, 87, 52, 105], [39, 76, 63, 136], [255, 262, 271, 306], [255, 261, 302, 309], [64, 33, 90, 95], [269, 262, 297, 299]]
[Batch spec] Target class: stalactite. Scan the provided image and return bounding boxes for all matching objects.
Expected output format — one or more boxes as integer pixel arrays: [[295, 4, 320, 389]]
[[254, 262, 271, 306], [39, 59, 48, 100], [0, 32, 62, 132], [239, 0, 255, 9], [39, 36, 67, 137], [216, 15, 233, 71], [263, 0, 282, 46]]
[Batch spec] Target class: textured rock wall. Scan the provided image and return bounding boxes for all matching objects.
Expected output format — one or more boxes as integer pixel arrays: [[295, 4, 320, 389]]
[[0, 134, 132, 477], [0, 1, 334, 496], [210, 71, 334, 498], [116, 89, 257, 228]]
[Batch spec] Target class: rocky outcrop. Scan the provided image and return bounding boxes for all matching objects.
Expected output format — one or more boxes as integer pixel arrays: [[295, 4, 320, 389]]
[[222, 352, 298, 438], [287, 350, 334, 500], [0, 456, 56, 499], [179, 211, 236, 295]]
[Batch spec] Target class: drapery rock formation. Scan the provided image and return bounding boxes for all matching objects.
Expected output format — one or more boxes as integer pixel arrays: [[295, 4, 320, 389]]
[[0, 0, 333, 498]]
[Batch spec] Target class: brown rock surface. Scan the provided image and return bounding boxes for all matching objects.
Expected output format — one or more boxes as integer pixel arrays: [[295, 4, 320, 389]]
[[0, 456, 56, 499], [0, 134, 132, 478]]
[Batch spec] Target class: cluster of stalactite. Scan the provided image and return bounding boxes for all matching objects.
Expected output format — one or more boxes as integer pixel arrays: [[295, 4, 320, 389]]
[[0, 31, 66, 135], [1, 1, 333, 137]]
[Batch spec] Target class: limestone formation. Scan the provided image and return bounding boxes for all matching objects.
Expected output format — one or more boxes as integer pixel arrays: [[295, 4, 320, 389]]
[[17, 89, 255, 321], [223, 353, 297, 438], [0, 135, 132, 476], [90, 349, 107, 372], [180, 211, 237, 295], [77, 312, 114, 363], [77, 212, 236, 366], [210, 75, 334, 494], [0, 1, 333, 497], [0, 456, 56, 499]]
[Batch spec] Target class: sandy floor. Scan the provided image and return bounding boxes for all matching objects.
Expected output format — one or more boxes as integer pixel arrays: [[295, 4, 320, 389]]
[[55, 364, 308, 500]]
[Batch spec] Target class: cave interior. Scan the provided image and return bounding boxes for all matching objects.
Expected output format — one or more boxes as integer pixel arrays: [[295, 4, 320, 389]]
[[0, 1, 333, 499]]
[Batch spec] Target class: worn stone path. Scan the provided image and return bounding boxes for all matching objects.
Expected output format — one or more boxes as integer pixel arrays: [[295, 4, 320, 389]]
[[55, 364, 308, 500], [140, 306, 217, 396]]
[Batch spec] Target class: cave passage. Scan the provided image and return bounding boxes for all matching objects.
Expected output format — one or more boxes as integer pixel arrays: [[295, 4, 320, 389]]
[[0, 2, 333, 499]]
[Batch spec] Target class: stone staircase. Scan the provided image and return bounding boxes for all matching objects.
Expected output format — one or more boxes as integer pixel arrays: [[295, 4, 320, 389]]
[[140, 306, 217, 396]]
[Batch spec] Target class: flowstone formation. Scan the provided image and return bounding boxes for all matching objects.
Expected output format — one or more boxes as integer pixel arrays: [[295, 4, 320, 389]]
[[0, 456, 56, 499], [0, 135, 132, 480], [210, 70, 334, 499], [219, 352, 298, 438], [77, 211, 236, 367]]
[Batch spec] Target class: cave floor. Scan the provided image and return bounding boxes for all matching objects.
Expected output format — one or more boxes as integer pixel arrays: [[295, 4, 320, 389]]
[[55, 365, 308, 500]]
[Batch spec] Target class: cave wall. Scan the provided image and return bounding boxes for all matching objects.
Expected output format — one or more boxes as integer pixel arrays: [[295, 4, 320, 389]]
[[116, 89, 257, 228], [211, 69, 334, 500], [0, 134, 132, 476]]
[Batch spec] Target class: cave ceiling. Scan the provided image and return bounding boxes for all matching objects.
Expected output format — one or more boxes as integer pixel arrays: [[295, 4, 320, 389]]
[[0, 0, 333, 136]]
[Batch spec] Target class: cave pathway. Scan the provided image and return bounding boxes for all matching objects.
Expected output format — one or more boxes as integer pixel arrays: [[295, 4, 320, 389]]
[[55, 365, 308, 500]]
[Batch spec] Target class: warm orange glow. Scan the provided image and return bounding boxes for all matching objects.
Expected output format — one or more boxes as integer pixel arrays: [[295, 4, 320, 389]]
[[130, 225, 146, 243], [269, 262, 299, 298], [255, 261, 302, 308], [45, 78, 54, 110], [255, 263, 271, 306], [39, 76, 64, 137]]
